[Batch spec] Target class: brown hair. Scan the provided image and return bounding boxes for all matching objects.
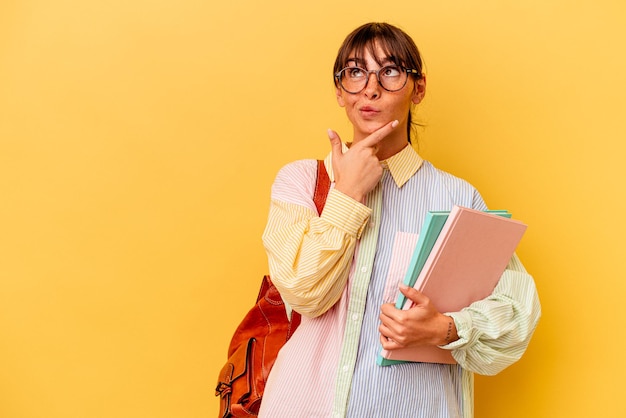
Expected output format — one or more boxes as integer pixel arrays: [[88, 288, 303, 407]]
[[333, 22, 424, 143]]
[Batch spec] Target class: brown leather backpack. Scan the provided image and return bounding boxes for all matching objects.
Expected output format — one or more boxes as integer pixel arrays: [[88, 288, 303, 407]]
[[215, 160, 330, 417]]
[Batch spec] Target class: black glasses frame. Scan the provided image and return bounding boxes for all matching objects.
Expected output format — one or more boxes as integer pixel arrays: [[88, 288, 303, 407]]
[[335, 66, 421, 94]]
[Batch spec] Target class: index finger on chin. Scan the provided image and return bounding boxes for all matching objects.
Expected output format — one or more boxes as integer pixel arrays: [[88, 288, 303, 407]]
[[360, 119, 399, 148]]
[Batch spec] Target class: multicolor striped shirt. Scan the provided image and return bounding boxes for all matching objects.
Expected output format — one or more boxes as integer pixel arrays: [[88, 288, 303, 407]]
[[259, 144, 541, 418]]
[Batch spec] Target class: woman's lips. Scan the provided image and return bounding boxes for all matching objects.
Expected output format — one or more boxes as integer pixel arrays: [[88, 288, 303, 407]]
[[359, 106, 380, 117]]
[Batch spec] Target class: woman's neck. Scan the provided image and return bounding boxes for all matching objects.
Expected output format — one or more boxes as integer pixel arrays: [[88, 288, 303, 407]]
[[374, 129, 409, 161]]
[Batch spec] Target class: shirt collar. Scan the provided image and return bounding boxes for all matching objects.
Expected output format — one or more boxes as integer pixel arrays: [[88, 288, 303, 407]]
[[324, 143, 423, 188]]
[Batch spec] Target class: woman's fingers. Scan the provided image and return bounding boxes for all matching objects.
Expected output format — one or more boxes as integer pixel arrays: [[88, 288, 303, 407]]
[[356, 119, 399, 151], [327, 120, 398, 202]]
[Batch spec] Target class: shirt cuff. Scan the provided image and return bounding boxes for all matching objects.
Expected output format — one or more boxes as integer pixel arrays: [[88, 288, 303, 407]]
[[320, 189, 371, 239]]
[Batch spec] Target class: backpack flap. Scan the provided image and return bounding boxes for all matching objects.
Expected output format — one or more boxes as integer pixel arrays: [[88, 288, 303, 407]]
[[216, 338, 254, 417]]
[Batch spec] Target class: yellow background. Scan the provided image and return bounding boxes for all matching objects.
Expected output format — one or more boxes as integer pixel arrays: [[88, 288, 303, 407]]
[[1, 1, 625, 417]]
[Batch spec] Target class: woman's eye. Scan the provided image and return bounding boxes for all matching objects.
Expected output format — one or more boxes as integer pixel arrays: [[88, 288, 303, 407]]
[[382, 66, 401, 77], [348, 68, 366, 78]]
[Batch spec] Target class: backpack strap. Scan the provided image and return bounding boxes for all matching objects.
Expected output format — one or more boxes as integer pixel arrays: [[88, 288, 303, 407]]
[[313, 159, 330, 215]]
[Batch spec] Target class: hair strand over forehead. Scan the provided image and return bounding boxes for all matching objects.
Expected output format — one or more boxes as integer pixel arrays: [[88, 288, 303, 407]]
[[333, 22, 423, 78]]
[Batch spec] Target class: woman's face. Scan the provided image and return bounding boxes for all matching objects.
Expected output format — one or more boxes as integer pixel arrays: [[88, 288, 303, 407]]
[[335, 42, 426, 147]]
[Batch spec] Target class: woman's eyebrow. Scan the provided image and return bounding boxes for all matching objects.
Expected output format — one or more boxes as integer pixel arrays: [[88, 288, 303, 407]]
[[381, 55, 399, 65], [346, 58, 365, 66]]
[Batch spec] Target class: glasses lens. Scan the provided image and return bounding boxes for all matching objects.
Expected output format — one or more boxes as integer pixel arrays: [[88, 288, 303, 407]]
[[378, 66, 407, 91], [339, 67, 368, 93]]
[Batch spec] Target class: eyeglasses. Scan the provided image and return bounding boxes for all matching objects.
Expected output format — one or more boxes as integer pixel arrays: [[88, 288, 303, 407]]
[[335, 65, 421, 94]]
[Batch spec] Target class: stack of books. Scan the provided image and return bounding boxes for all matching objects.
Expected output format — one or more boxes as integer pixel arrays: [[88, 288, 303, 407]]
[[377, 205, 527, 366]]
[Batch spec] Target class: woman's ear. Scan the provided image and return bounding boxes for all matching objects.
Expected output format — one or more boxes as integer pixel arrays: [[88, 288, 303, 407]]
[[336, 87, 346, 107], [411, 76, 427, 104]]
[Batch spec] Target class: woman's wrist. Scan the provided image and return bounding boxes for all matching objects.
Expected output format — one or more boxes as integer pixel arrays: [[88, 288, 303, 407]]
[[439, 314, 459, 345]]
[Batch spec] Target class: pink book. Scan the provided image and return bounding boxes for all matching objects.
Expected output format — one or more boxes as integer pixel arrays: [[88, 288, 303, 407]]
[[379, 205, 527, 364]]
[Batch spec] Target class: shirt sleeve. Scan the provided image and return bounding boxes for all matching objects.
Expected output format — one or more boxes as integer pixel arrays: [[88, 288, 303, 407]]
[[442, 253, 541, 375], [262, 161, 371, 318]]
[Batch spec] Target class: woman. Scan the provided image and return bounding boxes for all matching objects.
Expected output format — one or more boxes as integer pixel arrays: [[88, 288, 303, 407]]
[[259, 22, 540, 418]]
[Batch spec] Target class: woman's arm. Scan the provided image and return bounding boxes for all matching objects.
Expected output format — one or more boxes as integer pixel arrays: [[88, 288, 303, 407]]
[[262, 160, 371, 318], [266, 122, 399, 317], [445, 254, 541, 375], [378, 254, 540, 374]]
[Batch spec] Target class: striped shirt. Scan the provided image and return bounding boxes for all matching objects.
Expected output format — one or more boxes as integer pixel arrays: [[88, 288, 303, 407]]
[[259, 144, 541, 418]]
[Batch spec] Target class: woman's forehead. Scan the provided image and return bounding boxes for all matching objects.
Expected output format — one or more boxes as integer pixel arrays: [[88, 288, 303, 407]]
[[346, 41, 399, 65]]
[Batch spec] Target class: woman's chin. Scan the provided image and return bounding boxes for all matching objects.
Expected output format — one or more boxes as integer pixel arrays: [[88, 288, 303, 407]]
[[355, 121, 387, 138]]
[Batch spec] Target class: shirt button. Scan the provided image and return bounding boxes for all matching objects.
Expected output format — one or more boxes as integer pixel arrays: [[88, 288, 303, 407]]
[[342, 365, 349, 372], [352, 313, 359, 321], [360, 266, 367, 273]]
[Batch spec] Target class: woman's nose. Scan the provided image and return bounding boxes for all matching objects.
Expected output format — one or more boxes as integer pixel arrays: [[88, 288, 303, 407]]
[[363, 72, 381, 98]]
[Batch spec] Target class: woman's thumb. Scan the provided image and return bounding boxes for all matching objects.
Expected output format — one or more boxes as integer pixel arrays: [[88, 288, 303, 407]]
[[399, 284, 427, 307], [328, 129, 342, 157]]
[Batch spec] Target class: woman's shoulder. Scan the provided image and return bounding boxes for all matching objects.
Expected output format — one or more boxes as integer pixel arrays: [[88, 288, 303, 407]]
[[275, 159, 318, 179], [271, 159, 319, 205], [273, 159, 319, 190], [420, 160, 477, 191], [419, 160, 487, 209]]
